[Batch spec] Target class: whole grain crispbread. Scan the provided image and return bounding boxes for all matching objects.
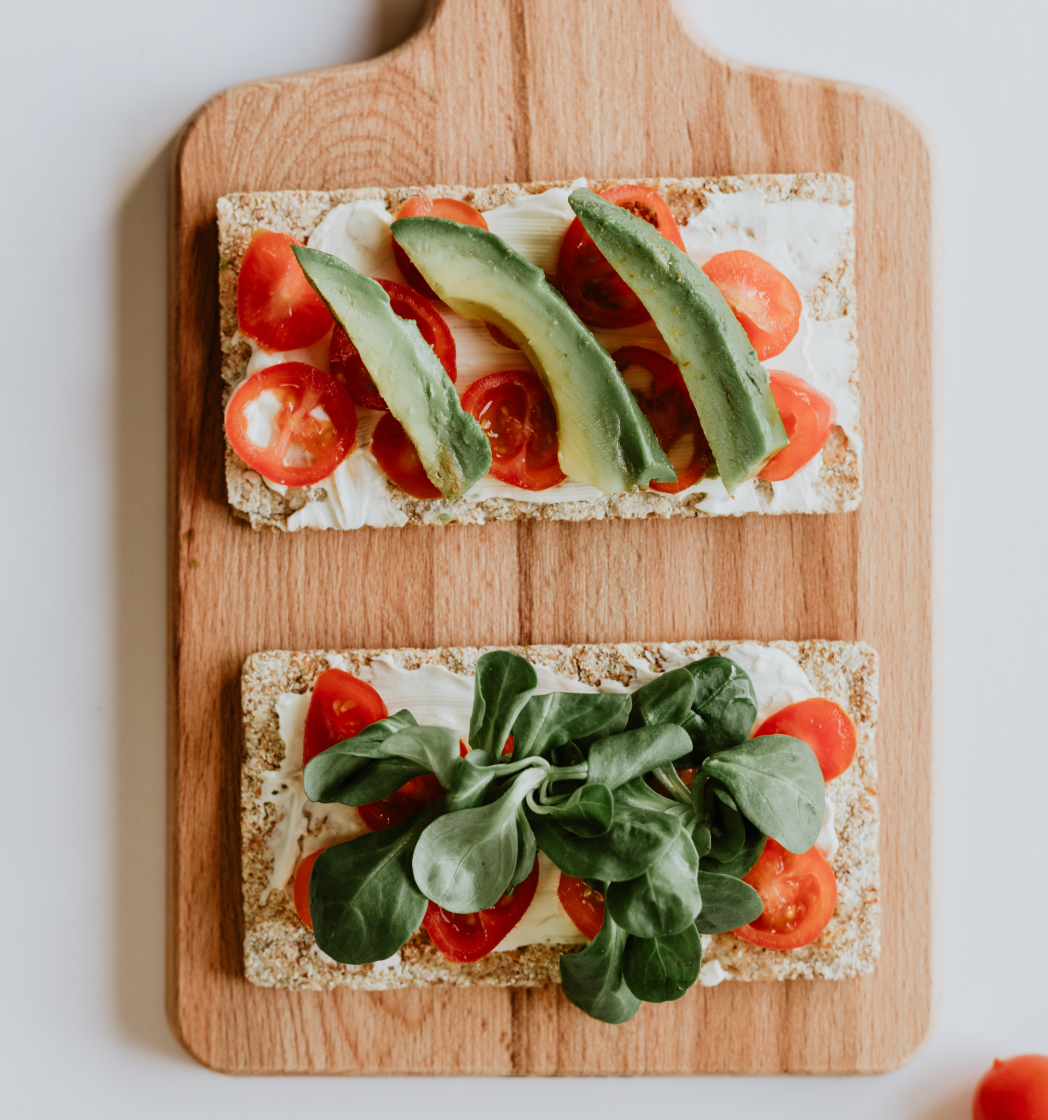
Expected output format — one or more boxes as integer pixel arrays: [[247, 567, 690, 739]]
[[241, 639, 879, 991], [219, 175, 860, 530]]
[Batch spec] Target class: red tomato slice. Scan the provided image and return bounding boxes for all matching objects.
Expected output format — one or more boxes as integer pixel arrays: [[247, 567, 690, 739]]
[[302, 669, 389, 766], [758, 370, 837, 482], [358, 773, 445, 831], [423, 859, 540, 962], [236, 229, 333, 351], [225, 362, 358, 487], [292, 847, 327, 930], [701, 250, 802, 361], [393, 196, 489, 299], [461, 369, 566, 491], [613, 346, 713, 494], [557, 874, 606, 941], [557, 184, 685, 328], [329, 279, 457, 410], [369, 412, 441, 499], [974, 1055, 1048, 1120], [734, 838, 836, 950], [755, 698, 857, 782]]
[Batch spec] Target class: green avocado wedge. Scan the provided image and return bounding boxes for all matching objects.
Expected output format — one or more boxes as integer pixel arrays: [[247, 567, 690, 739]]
[[390, 217, 675, 494], [291, 245, 491, 500], [568, 189, 788, 494]]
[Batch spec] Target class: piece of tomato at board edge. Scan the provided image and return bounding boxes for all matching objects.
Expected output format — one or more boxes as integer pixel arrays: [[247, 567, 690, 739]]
[[368, 412, 442, 499], [392, 196, 489, 299], [973, 1054, 1048, 1120], [225, 362, 358, 488], [236, 229, 334, 351], [734, 838, 837, 950], [329, 278, 457, 410], [612, 346, 713, 494], [557, 184, 684, 328], [755, 698, 857, 782], [302, 669, 389, 766], [757, 370, 837, 482], [558, 874, 605, 941], [423, 859, 540, 963], [461, 369, 567, 491], [700, 250, 801, 362]]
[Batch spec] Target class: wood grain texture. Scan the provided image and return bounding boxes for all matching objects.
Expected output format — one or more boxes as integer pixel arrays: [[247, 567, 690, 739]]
[[169, 0, 938, 1074]]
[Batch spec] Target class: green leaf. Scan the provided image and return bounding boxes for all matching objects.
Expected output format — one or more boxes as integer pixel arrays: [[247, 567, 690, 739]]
[[309, 807, 437, 964], [606, 826, 702, 937], [621, 925, 703, 1003], [559, 907, 641, 1024], [702, 734, 825, 853], [411, 766, 545, 911], [512, 691, 632, 760], [700, 818, 766, 878], [684, 657, 758, 754], [693, 871, 764, 934], [469, 651, 537, 760], [626, 667, 697, 729], [338, 757, 428, 805], [612, 775, 690, 818], [529, 803, 680, 881], [512, 810, 538, 886], [444, 750, 496, 812], [705, 778, 746, 863], [550, 783, 615, 838], [586, 724, 692, 790], [303, 709, 418, 803], [378, 724, 460, 787]]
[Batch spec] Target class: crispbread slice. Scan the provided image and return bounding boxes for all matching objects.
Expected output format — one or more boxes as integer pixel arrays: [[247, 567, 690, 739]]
[[219, 174, 859, 530], [242, 640, 879, 991]]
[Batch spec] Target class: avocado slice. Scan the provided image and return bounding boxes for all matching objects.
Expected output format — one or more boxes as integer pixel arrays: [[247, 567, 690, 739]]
[[568, 189, 788, 494], [292, 246, 490, 500], [390, 217, 675, 493]]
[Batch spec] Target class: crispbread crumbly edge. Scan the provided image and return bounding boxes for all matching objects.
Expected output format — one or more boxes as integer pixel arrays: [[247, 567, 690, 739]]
[[242, 639, 879, 991], [218, 175, 860, 530]]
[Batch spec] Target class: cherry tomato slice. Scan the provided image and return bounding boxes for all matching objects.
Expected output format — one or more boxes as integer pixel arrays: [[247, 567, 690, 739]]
[[358, 773, 445, 831], [293, 847, 327, 930], [758, 370, 837, 482], [557, 184, 685, 328], [734, 838, 837, 950], [369, 412, 441, 499], [701, 250, 802, 361], [557, 874, 606, 941], [974, 1054, 1048, 1120], [393, 196, 489, 299], [302, 669, 389, 766], [613, 346, 712, 494], [329, 279, 457, 410], [236, 229, 334, 351], [225, 362, 358, 488], [461, 369, 566, 491], [755, 698, 857, 782], [423, 859, 540, 962]]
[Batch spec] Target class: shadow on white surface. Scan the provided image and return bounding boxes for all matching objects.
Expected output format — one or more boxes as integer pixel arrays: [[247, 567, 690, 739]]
[[112, 140, 192, 1063]]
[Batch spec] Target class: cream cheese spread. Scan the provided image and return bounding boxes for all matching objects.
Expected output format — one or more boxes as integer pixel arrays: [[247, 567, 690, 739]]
[[232, 179, 857, 528], [261, 644, 836, 956]]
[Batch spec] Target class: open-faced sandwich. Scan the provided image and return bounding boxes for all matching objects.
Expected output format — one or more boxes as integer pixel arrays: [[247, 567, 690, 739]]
[[242, 640, 879, 1023], [219, 175, 859, 530]]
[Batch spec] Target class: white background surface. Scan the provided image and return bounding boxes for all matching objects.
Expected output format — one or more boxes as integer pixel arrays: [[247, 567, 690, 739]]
[[2, 0, 1045, 1115]]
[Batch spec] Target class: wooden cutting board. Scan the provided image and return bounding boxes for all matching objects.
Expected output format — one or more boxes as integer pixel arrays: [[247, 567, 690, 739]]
[[169, 0, 937, 1075]]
